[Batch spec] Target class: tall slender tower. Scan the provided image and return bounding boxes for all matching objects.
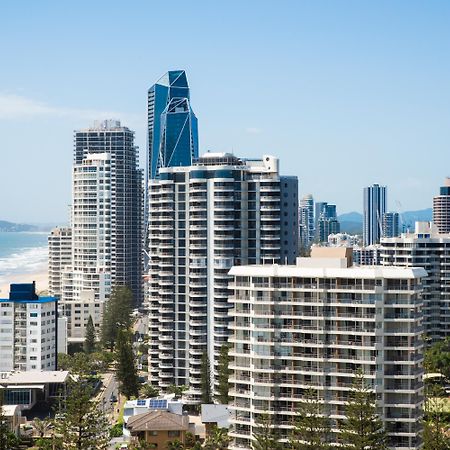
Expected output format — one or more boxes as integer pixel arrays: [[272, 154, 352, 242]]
[[147, 70, 198, 182], [62, 120, 143, 343], [433, 177, 450, 233], [363, 183, 387, 246], [299, 194, 314, 248]]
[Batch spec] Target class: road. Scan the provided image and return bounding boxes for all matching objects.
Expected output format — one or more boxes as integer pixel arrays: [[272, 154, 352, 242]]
[[96, 372, 119, 419]]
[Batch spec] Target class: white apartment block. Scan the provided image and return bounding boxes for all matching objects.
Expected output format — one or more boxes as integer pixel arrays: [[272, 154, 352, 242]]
[[147, 153, 298, 402], [48, 227, 72, 299], [62, 152, 111, 342], [353, 244, 382, 266], [0, 283, 57, 372], [381, 221, 450, 341], [228, 248, 425, 450]]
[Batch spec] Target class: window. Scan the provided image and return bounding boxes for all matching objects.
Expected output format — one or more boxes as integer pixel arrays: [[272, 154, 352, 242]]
[[168, 431, 180, 438]]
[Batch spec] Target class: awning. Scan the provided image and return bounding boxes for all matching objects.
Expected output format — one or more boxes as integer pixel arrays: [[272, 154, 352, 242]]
[[4, 385, 45, 390]]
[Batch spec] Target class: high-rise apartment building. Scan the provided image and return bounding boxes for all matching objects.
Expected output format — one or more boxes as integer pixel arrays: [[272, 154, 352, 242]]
[[317, 217, 340, 243], [147, 153, 298, 402], [48, 227, 72, 299], [299, 194, 314, 248], [381, 221, 450, 341], [363, 183, 387, 246], [382, 212, 400, 238], [0, 283, 57, 372], [147, 70, 198, 182], [433, 177, 450, 233], [61, 120, 143, 343], [228, 248, 425, 450]]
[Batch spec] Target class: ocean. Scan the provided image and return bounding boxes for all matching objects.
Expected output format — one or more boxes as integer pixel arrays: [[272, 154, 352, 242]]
[[0, 232, 48, 281]]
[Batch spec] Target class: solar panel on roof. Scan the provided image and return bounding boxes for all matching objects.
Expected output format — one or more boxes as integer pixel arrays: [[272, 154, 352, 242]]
[[149, 399, 167, 409], [137, 399, 146, 406]]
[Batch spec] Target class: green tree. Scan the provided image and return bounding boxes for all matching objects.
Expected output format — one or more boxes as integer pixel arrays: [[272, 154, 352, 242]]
[[115, 329, 139, 398], [339, 372, 388, 450], [84, 316, 96, 354], [139, 383, 159, 399], [185, 432, 202, 450], [201, 353, 212, 404], [215, 344, 231, 405], [33, 417, 53, 439], [54, 379, 109, 449], [204, 425, 230, 450], [101, 286, 134, 350], [57, 352, 94, 377], [289, 389, 330, 449], [0, 393, 20, 450], [167, 384, 187, 399], [424, 337, 450, 378], [423, 383, 450, 450], [166, 439, 184, 450], [251, 413, 282, 450]]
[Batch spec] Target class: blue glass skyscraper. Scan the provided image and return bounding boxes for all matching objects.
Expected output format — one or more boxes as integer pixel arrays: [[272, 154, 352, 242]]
[[147, 70, 198, 182]]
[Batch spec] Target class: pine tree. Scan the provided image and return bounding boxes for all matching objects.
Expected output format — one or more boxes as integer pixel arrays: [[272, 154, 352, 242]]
[[251, 413, 282, 450], [54, 379, 109, 449], [101, 285, 133, 350], [84, 315, 96, 354], [115, 329, 139, 398], [215, 344, 231, 405], [289, 388, 330, 449], [201, 352, 212, 404], [422, 383, 450, 450], [339, 371, 388, 450]]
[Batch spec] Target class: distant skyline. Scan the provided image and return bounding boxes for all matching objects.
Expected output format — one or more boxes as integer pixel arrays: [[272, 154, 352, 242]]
[[1, 1, 450, 222]]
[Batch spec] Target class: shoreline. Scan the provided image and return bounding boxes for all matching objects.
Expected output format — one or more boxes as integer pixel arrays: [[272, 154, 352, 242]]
[[0, 270, 49, 297]]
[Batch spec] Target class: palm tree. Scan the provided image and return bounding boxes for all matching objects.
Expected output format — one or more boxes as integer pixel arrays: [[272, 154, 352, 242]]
[[204, 426, 230, 449], [167, 440, 184, 450], [32, 418, 52, 438]]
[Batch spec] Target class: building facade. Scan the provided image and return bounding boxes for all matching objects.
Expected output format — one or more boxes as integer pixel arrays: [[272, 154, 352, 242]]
[[299, 194, 314, 249], [381, 221, 450, 341], [61, 120, 143, 343], [382, 212, 400, 238], [147, 70, 198, 182], [228, 250, 425, 450], [353, 245, 382, 266], [433, 177, 450, 234], [317, 217, 340, 243], [363, 183, 387, 246], [147, 153, 298, 402], [0, 283, 57, 372], [48, 227, 72, 299]]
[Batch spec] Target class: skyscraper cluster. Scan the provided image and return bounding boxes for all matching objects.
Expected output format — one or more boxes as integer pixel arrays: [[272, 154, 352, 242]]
[[44, 69, 450, 450]]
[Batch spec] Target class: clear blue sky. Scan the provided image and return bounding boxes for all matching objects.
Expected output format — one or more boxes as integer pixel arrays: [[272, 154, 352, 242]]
[[1, 0, 449, 223]]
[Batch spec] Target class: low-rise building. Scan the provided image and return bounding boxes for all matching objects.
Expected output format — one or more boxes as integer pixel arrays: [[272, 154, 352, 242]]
[[228, 248, 425, 450], [127, 410, 189, 447], [0, 283, 57, 372]]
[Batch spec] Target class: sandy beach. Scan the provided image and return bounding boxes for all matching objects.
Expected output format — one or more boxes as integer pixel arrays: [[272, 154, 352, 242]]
[[0, 269, 49, 297]]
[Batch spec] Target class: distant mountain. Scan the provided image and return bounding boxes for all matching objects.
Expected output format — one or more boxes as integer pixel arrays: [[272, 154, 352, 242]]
[[400, 208, 432, 227], [338, 211, 363, 223], [0, 220, 41, 232], [337, 208, 433, 235]]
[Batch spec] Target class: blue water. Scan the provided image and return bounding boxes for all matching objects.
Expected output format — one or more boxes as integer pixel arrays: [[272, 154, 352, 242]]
[[0, 232, 48, 278]]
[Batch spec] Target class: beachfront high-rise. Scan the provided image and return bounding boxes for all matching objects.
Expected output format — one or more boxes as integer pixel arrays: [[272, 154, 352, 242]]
[[147, 153, 298, 402], [0, 283, 57, 372], [228, 248, 425, 450], [363, 183, 387, 246], [61, 120, 143, 343], [147, 70, 198, 181], [48, 227, 72, 300], [433, 177, 450, 233]]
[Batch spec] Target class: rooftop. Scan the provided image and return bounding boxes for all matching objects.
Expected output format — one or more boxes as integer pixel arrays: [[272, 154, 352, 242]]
[[2, 371, 69, 385], [127, 410, 189, 432]]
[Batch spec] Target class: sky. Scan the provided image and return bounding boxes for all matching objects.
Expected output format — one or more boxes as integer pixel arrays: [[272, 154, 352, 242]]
[[1, 0, 450, 223]]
